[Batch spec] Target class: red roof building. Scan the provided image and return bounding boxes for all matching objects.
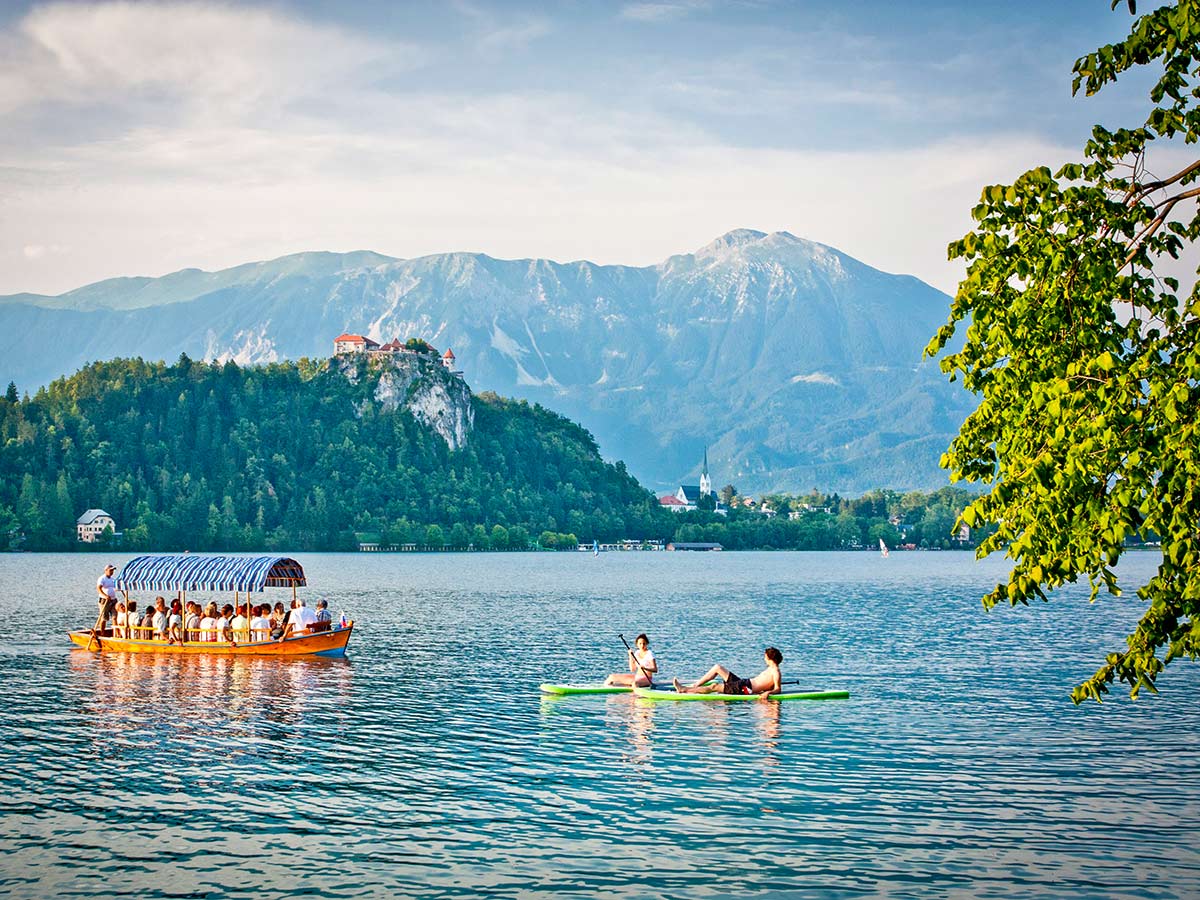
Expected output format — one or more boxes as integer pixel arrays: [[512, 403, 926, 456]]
[[334, 333, 379, 354]]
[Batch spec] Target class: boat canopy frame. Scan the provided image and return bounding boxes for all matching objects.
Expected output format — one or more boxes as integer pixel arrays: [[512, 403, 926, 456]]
[[115, 555, 307, 593]]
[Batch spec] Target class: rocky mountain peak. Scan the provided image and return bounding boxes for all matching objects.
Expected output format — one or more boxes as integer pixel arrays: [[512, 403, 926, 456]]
[[693, 228, 770, 260]]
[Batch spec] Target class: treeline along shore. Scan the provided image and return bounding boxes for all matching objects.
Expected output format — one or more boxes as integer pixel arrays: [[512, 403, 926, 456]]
[[0, 356, 987, 553]]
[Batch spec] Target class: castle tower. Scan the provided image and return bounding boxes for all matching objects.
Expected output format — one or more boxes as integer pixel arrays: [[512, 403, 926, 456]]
[[700, 446, 711, 497]]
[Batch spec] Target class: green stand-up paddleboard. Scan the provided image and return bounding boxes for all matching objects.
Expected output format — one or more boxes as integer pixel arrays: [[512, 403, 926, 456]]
[[540, 683, 643, 695], [633, 687, 849, 702]]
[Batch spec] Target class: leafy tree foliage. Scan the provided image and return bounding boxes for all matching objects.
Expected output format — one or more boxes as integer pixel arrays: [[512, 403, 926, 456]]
[[405, 338, 437, 354], [926, 0, 1200, 702]]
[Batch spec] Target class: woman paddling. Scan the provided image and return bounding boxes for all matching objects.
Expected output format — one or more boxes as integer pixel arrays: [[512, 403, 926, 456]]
[[604, 633, 657, 687]]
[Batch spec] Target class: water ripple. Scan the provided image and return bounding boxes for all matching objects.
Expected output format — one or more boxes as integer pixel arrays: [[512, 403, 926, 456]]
[[1, 551, 1198, 899]]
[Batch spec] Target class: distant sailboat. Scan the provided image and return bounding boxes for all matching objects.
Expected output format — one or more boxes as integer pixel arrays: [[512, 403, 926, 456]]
[[879, 538, 889, 558]]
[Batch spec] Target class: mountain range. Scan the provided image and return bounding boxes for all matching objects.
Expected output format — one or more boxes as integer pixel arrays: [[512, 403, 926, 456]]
[[0, 229, 973, 493]]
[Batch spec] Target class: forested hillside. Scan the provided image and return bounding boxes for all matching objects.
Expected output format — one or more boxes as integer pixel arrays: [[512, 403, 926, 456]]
[[0, 356, 668, 551]]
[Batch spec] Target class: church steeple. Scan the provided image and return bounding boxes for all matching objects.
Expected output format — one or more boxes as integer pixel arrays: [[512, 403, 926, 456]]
[[700, 446, 711, 496]]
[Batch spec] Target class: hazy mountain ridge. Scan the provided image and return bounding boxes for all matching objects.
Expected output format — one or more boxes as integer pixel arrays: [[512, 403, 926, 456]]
[[0, 231, 972, 493]]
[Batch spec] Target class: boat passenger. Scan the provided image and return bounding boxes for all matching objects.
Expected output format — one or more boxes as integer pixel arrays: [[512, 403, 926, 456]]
[[315, 599, 332, 624], [230, 606, 249, 643], [672, 648, 783, 697], [603, 633, 657, 687], [282, 599, 317, 640], [167, 598, 183, 644], [250, 605, 271, 642], [200, 606, 217, 643], [114, 601, 127, 639], [269, 602, 286, 638], [152, 597, 168, 641], [216, 605, 232, 643], [125, 600, 138, 638], [139, 606, 156, 639], [185, 602, 201, 642]]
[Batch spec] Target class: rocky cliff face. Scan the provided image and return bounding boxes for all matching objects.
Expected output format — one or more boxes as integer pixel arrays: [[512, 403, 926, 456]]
[[338, 352, 473, 451]]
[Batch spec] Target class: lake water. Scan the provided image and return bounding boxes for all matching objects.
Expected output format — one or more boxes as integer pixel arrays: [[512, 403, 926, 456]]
[[1, 551, 1197, 899]]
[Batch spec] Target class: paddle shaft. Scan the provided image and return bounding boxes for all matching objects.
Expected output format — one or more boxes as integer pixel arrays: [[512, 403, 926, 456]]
[[618, 633, 655, 684]]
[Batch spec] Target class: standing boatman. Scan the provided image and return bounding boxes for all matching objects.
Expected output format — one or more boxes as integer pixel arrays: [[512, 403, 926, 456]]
[[95, 563, 118, 634]]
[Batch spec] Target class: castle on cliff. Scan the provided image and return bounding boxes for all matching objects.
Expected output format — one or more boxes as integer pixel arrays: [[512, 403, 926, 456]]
[[334, 333, 463, 378]]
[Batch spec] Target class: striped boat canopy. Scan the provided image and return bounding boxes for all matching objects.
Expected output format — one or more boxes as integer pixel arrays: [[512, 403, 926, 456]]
[[116, 555, 307, 593]]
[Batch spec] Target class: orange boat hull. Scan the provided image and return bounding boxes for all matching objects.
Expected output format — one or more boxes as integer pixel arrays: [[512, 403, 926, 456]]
[[68, 623, 354, 656]]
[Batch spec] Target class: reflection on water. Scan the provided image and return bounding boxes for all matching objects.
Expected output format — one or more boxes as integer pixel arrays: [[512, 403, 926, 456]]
[[2, 551, 1199, 899], [68, 651, 354, 753]]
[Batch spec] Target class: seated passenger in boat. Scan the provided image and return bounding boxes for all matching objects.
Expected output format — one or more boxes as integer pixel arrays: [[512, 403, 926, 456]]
[[184, 602, 200, 642], [250, 605, 271, 641], [230, 606, 249, 642], [282, 599, 317, 639], [269, 603, 286, 638], [138, 606, 155, 639], [152, 597, 168, 641], [215, 605, 233, 642], [167, 598, 183, 644], [315, 599, 332, 624], [199, 605, 217, 643], [125, 601, 138, 638], [114, 602, 127, 639]]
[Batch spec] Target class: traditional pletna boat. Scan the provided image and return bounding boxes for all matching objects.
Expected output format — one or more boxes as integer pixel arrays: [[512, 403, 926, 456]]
[[68, 555, 354, 656]]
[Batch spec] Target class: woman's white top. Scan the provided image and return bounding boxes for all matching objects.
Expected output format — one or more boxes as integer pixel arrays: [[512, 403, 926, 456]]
[[633, 648, 656, 679]]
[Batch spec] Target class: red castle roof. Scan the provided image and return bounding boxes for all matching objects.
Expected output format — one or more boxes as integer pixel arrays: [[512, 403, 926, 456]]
[[442, 348, 455, 359], [334, 333, 366, 343]]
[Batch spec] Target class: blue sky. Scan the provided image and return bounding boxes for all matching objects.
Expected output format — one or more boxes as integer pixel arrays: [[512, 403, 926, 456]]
[[0, 0, 1166, 295]]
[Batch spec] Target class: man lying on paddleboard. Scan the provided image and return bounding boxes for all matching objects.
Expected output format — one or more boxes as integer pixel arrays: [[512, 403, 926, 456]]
[[672, 647, 783, 698]]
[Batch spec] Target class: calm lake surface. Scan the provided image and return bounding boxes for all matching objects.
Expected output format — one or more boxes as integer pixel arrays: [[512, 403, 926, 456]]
[[1, 551, 1197, 899]]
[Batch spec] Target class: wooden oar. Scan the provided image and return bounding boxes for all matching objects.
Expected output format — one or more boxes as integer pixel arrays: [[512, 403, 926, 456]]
[[86, 605, 106, 651]]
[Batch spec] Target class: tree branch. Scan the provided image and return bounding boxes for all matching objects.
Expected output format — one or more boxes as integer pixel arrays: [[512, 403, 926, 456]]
[[1123, 186, 1200, 266]]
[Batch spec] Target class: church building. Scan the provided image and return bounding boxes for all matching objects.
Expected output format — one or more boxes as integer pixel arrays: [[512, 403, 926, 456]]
[[659, 448, 727, 515]]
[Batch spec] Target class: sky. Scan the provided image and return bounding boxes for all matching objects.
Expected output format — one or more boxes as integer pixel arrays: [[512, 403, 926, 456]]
[[0, 0, 1167, 296]]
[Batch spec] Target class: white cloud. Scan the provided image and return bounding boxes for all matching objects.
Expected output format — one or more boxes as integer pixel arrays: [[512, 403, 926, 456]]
[[476, 17, 552, 51], [0, 1, 416, 116], [620, 1, 709, 22], [5, 1, 1176, 302]]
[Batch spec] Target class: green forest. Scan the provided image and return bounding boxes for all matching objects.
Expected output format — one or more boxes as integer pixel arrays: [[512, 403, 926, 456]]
[[0, 357, 983, 552]]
